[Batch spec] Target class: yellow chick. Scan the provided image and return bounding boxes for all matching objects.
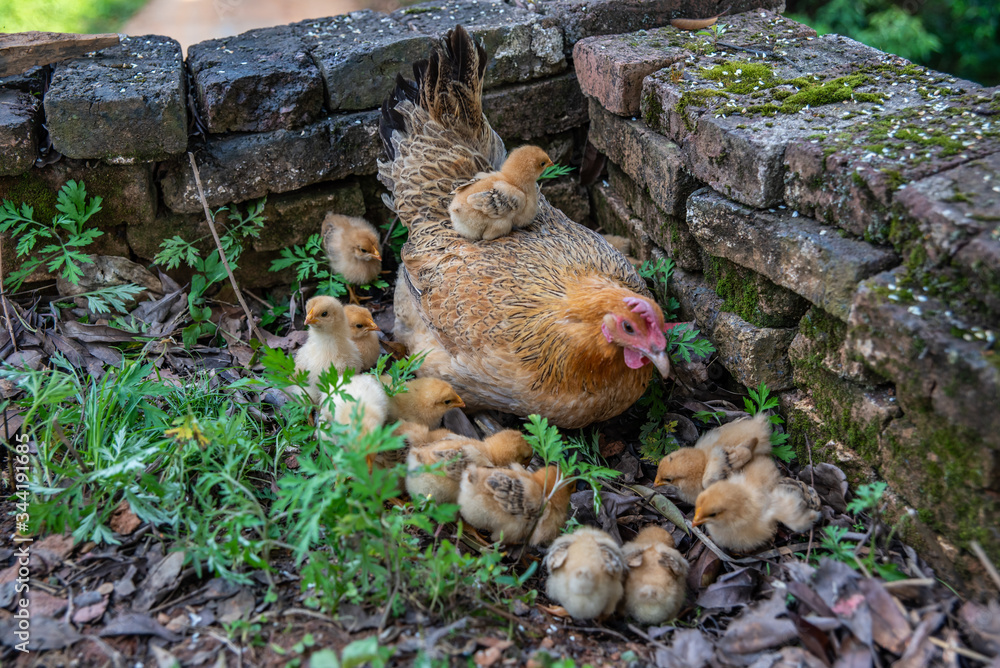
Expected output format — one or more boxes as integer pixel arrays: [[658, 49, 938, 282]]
[[406, 438, 492, 504], [692, 455, 800, 552], [621, 526, 689, 624], [295, 296, 363, 401], [329, 374, 389, 436], [770, 477, 822, 533], [385, 377, 465, 429], [321, 213, 382, 304], [448, 145, 554, 241], [344, 304, 381, 370], [544, 526, 626, 620], [472, 429, 534, 467], [654, 412, 773, 504], [457, 464, 570, 546]]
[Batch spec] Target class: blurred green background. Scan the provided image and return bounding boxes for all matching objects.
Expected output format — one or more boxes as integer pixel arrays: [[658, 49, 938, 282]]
[[1, 0, 997, 87], [0, 0, 148, 34], [787, 0, 999, 86]]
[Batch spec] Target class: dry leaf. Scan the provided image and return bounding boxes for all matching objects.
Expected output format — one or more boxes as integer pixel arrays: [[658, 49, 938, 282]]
[[719, 593, 797, 654], [72, 596, 109, 624], [133, 550, 186, 612], [630, 484, 689, 534], [110, 499, 142, 535], [99, 612, 183, 641], [860, 579, 911, 653], [696, 567, 758, 609], [670, 16, 719, 30]]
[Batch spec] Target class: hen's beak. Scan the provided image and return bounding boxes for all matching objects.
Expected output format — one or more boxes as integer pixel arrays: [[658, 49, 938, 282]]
[[691, 510, 707, 527], [645, 349, 672, 378], [305, 308, 318, 326]]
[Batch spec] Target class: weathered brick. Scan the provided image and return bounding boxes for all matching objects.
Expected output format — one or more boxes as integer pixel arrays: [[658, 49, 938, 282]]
[[587, 100, 696, 218], [893, 150, 1000, 317], [0, 90, 39, 176], [785, 86, 995, 239], [540, 0, 787, 49], [702, 254, 810, 329], [160, 111, 379, 213], [188, 25, 324, 133], [298, 11, 437, 112], [44, 35, 187, 161], [845, 267, 1000, 449], [789, 307, 887, 387], [483, 73, 587, 141], [253, 181, 367, 252], [641, 23, 956, 209], [392, 0, 565, 88], [606, 163, 700, 271], [670, 267, 796, 390], [540, 179, 591, 225], [591, 181, 653, 261], [687, 187, 898, 320]]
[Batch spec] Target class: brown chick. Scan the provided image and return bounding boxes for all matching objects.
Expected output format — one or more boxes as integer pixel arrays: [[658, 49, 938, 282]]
[[691, 455, 792, 553], [448, 145, 554, 241], [544, 527, 626, 620], [653, 412, 773, 504], [457, 464, 570, 545], [385, 377, 465, 428], [295, 296, 363, 402], [344, 304, 381, 370], [621, 526, 689, 624], [473, 430, 534, 467], [406, 438, 492, 504], [770, 477, 822, 533], [321, 213, 382, 304]]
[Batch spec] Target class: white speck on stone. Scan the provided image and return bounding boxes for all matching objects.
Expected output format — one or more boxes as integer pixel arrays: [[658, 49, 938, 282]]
[[916, 295, 928, 302], [820, 229, 827, 235], [908, 306, 922, 316]]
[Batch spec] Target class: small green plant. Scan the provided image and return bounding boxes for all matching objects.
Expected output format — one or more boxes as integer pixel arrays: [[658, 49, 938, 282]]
[[0, 180, 108, 291], [637, 257, 680, 320], [744, 382, 795, 462], [54, 284, 147, 315], [692, 409, 725, 425], [269, 232, 389, 299], [538, 163, 575, 180], [154, 199, 267, 346], [380, 217, 408, 264], [696, 22, 729, 46], [816, 481, 906, 581]]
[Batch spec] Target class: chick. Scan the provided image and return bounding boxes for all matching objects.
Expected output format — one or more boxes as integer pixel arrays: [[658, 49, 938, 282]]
[[602, 234, 632, 256], [406, 438, 493, 504], [321, 213, 382, 304], [473, 429, 534, 467], [654, 412, 773, 504], [458, 464, 570, 545], [544, 527, 626, 620], [770, 477, 822, 533], [344, 304, 381, 370], [385, 377, 465, 428], [329, 374, 389, 436], [448, 145, 554, 241], [295, 296, 363, 401], [692, 456, 791, 552], [621, 526, 689, 624]]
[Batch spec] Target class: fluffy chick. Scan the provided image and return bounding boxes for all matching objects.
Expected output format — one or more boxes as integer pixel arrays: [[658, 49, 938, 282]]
[[770, 477, 822, 532], [622, 526, 689, 624], [473, 430, 534, 467], [385, 377, 465, 428], [692, 455, 810, 553], [344, 305, 381, 370], [448, 145, 554, 241], [321, 213, 382, 303], [295, 296, 363, 401], [329, 374, 389, 436], [544, 527, 626, 620], [458, 465, 570, 545], [654, 412, 773, 504]]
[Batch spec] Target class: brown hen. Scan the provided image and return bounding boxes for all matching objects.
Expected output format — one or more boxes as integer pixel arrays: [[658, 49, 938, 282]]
[[378, 26, 679, 428]]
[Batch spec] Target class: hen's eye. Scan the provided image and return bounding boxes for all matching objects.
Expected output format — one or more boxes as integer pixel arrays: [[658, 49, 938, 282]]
[[622, 322, 634, 334], [321, 311, 329, 317]]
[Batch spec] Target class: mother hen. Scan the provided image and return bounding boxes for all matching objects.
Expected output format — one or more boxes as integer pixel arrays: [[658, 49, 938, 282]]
[[378, 26, 675, 429]]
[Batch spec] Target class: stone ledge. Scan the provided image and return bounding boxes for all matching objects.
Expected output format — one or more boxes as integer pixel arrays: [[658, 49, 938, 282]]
[[687, 187, 898, 321], [845, 267, 1000, 449], [0, 90, 39, 176], [671, 266, 797, 390], [188, 25, 324, 133], [44, 35, 187, 162], [591, 181, 653, 262], [160, 111, 379, 213], [483, 72, 587, 140], [587, 99, 696, 218]]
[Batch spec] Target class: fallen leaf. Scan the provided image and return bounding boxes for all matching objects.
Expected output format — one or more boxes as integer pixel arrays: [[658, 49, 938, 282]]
[[719, 593, 797, 654], [29, 533, 75, 575], [442, 407, 479, 439], [687, 543, 721, 590], [132, 550, 185, 612], [110, 499, 142, 535], [696, 567, 758, 609], [787, 581, 835, 618], [629, 484, 688, 534], [72, 595, 109, 624], [663, 413, 698, 445], [670, 16, 719, 30], [859, 579, 911, 653], [799, 464, 848, 514], [654, 628, 714, 668], [616, 452, 641, 483], [28, 590, 69, 618], [893, 612, 943, 668], [99, 612, 183, 641], [60, 321, 139, 344], [150, 644, 182, 668], [0, 615, 82, 650], [787, 610, 834, 666], [959, 600, 1000, 657], [217, 588, 255, 624]]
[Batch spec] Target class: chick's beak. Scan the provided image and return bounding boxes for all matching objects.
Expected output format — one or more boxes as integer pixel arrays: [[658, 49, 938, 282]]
[[305, 308, 318, 326], [691, 509, 707, 527], [371, 248, 382, 261], [365, 322, 380, 332], [653, 475, 664, 487], [453, 396, 466, 408]]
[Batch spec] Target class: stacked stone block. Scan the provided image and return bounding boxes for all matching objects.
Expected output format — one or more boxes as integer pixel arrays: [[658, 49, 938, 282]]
[[575, 9, 999, 588]]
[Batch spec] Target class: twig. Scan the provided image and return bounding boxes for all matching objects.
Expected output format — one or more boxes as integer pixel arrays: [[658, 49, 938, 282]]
[[805, 434, 815, 563], [970, 540, 1000, 593], [0, 236, 18, 353], [187, 152, 264, 344], [626, 623, 672, 651], [379, 217, 399, 255], [573, 625, 633, 644], [928, 636, 992, 663]]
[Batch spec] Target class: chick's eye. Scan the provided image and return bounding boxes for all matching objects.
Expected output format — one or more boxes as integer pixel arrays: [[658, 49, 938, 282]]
[[622, 321, 634, 335], [443, 399, 452, 405], [321, 311, 329, 317]]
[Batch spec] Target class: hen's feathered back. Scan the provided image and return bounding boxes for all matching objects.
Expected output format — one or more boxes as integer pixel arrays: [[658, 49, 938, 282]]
[[378, 26, 668, 428]]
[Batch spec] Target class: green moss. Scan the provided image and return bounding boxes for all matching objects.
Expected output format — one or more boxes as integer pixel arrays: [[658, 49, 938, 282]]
[[643, 89, 665, 131], [704, 256, 799, 328], [798, 307, 847, 358], [0, 173, 60, 223], [673, 89, 728, 131], [943, 191, 973, 203]]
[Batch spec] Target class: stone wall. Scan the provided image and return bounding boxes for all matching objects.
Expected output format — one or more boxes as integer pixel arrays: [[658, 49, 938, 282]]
[[1, 0, 997, 587], [576, 9, 999, 588]]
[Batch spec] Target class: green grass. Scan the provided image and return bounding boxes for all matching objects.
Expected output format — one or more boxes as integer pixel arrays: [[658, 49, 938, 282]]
[[0, 0, 148, 34]]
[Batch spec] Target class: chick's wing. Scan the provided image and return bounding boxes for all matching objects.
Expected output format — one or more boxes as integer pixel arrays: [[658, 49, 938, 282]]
[[485, 469, 542, 517], [465, 180, 525, 218]]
